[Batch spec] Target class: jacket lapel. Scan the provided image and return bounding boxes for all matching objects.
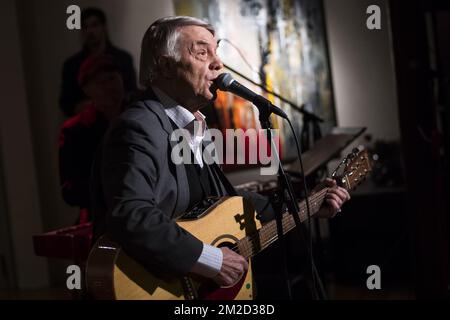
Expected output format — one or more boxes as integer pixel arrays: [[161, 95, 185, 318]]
[[141, 89, 190, 217]]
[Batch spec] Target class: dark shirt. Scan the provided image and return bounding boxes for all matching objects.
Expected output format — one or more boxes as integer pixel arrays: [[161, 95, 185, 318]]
[[185, 161, 214, 210], [59, 43, 137, 117], [167, 118, 215, 210]]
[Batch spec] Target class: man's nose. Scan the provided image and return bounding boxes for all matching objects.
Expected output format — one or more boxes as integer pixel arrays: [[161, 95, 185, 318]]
[[210, 54, 223, 71]]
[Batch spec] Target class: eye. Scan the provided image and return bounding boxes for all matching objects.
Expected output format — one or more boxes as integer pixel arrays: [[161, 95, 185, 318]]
[[195, 49, 207, 56], [195, 50, 208, 61]]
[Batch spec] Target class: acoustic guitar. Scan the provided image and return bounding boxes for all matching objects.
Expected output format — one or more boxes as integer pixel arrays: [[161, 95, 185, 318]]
[[86, 148, 372, 300]]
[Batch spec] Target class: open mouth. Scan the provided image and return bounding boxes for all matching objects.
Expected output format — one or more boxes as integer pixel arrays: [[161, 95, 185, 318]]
[[208, 80, 218, 100], [209, 80, 217, 91]]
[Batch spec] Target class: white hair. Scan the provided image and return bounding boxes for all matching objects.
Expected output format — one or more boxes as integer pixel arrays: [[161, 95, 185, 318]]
[[140, 16, 215, 87]]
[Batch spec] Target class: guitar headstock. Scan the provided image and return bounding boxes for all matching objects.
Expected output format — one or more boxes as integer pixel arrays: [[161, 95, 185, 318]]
[[332, 148, 373, 191]]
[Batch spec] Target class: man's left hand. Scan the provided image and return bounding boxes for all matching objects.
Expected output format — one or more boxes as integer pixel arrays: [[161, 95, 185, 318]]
[[315, 178, 350, 218]]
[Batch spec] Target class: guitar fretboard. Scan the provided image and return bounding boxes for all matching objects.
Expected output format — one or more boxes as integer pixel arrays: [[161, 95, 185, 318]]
[[236, 187, 329, 259]]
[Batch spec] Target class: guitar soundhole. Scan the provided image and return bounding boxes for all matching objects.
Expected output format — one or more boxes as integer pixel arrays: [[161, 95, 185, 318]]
[[217, 241, 237, 252]]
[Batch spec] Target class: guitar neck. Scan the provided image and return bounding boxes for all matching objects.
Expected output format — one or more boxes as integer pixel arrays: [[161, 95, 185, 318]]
[[234, 149, 372, 259], [236, 186, 329, 259]]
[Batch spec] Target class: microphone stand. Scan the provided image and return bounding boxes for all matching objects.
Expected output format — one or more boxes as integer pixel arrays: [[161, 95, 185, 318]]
[[256, 99, 303, 299], [300, 110, 323, 153], [222, 65, 326, 298]]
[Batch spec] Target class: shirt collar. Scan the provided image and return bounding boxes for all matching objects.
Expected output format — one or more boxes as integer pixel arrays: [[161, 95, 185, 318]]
[[152, 86, 206, 135]]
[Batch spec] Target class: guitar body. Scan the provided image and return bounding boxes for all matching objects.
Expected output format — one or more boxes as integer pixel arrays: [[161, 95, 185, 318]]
[[86, 196, 261, 300]]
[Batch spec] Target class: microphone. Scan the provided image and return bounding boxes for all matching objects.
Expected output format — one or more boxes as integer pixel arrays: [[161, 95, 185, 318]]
[[214, 73, 288, 119]]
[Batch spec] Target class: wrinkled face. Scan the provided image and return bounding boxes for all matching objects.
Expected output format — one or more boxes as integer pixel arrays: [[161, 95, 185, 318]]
[[83, 71, 124, 114], [81, 16, 106, 48], [169, 25, 223, 109]]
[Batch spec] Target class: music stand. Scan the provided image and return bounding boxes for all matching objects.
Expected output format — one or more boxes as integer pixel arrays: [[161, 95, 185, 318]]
[[285, 126, 367, 177]]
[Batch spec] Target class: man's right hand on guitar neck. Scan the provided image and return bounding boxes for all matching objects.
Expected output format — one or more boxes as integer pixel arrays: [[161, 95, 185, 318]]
[[213, 247, 248, 287]]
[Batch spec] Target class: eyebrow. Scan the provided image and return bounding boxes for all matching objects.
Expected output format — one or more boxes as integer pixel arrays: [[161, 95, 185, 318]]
[[194, 40, 218, 50]]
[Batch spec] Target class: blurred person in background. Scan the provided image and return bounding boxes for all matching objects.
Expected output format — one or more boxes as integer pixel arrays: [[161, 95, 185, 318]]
[[59, 7, 136, 117], [59, 54, 125, 223]]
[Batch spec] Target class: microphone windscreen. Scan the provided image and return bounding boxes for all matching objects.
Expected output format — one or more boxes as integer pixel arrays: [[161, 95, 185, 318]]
[[214, 73, 234, 91]]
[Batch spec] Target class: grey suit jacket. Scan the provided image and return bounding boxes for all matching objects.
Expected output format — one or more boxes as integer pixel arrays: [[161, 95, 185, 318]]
[[91, 90, 275, 277]]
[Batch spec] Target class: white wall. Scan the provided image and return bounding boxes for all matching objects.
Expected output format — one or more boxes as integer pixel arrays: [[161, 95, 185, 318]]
[[74, 0, 176, 78], [323, 0, 400, 142]]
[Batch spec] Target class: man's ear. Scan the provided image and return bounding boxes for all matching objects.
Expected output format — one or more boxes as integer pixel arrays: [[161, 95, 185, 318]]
[[158, 56, 177, 78]]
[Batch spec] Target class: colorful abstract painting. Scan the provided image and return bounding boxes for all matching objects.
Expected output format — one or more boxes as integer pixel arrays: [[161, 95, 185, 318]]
[[174, 0, 336, 163]]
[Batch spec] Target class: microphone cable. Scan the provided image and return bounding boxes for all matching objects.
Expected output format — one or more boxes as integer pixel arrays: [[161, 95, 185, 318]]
[[285, 117, 328, 300]]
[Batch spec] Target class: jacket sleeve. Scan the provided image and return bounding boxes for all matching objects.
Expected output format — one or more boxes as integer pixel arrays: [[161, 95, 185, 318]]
[[100, 117, 203, 276]]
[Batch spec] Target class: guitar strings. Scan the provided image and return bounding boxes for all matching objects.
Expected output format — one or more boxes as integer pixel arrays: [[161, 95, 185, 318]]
[[226, 188, 329, 257], [234, 204, 315, 258], [226, 163, 366, 257], [234, 176, 362, 258], [238, 188, 327, 255]]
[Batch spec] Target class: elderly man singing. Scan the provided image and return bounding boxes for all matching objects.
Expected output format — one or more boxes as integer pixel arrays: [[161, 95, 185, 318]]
[[91, 16, 349, 292]]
